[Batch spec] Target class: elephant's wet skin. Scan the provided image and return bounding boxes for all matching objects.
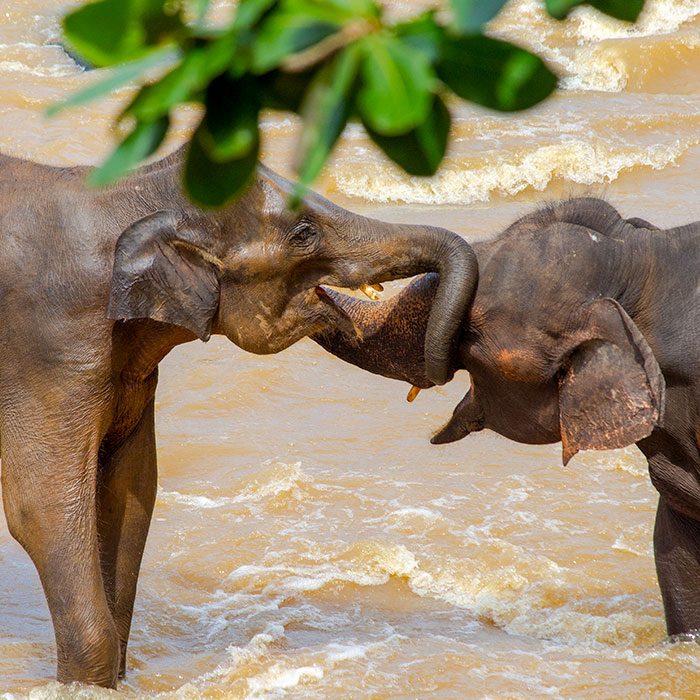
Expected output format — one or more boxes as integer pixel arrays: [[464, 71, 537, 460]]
[[314, 197, 700, 639], [0, 148, 477, 687]]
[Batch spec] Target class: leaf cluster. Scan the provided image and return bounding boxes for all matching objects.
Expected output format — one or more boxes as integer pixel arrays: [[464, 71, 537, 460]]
[[53, 0, 644, 207]]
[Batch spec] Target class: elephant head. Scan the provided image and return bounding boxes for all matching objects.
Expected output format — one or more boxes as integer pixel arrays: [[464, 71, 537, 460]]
[[107, 165, 477, 385], [314, 198, 666, 464]]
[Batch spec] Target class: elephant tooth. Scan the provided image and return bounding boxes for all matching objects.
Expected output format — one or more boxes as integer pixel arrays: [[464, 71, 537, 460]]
[[406, 385, 421, 402], [359, 283, 382, 301]]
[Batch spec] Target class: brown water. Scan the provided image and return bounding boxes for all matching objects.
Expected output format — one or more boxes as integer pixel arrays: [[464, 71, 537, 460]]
[[1, 1, 700, 697]]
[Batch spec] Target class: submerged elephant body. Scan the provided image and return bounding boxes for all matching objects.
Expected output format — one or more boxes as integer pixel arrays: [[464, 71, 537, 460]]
[[0, 149, 477, 686], [315, 197, 700, 637]]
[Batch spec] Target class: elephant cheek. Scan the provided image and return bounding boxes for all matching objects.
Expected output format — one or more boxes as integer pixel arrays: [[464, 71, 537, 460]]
[[221, 298, 320, 355], [218, 316, 269, 353], [213, 293, 272, 353], [477, 381, 562, 445], [490, 399, 561, 444]]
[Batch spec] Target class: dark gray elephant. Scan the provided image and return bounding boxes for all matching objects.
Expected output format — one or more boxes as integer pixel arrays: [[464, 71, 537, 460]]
[[315, 197, 700, 638], [0, 147, 477, 687]]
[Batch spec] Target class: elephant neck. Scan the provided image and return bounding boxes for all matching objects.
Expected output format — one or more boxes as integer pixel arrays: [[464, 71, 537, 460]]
[[618, 224, 700, 347], [114, 320, 197, 385], [609, 226, 685, 326]]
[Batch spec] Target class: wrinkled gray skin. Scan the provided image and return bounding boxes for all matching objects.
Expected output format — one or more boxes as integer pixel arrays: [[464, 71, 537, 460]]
[[0, 148, 477, 687], [315, 198, 700, 639]]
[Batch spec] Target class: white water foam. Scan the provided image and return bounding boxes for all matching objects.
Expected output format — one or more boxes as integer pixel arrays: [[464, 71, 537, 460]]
[[158, 461, 312, 510], [0, 60, 75, 78], [334, 140, 689, 205], [566, 0, 700, 42], [246, 664, 324, 697]]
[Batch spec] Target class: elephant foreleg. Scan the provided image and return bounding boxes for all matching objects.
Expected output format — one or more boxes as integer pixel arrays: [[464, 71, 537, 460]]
[[1, 394, 120, 686], [97, 397, 157, 679], [654, 498, 700, 636]]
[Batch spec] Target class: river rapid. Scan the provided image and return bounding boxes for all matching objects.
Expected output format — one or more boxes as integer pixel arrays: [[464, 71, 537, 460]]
[[1, 1, 700, 697]]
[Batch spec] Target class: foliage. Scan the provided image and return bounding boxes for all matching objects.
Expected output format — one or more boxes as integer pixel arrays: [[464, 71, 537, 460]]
[[53, 0, 645, 207]]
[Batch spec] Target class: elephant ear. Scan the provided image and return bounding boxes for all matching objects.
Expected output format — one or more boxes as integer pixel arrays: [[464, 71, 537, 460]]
[[559, 298, 665, 465], [108, 210, 222, 341]]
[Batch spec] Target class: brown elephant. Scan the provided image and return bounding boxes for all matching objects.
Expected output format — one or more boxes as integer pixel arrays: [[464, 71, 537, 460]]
[[0, 147, 477, 687], [315, 197, 700, 639]]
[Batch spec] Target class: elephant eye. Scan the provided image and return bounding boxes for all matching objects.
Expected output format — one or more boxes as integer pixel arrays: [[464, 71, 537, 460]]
[[288, 219, 319, 250]]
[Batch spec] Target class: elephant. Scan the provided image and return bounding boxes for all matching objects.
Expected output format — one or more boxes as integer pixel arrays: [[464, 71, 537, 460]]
[[0, 147, 478, 687], [314, 197, 700, 639]]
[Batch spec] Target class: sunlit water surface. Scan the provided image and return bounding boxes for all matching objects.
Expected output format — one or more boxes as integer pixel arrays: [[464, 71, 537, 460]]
[[1, 0, 700, 697]]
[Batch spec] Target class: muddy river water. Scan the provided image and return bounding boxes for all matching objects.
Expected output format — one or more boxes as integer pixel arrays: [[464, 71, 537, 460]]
[[1, 0, 700, 697]]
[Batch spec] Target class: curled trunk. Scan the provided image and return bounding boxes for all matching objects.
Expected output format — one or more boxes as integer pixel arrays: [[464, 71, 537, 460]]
[[330, 218, 478, 386], [258, 171, 478, 384]]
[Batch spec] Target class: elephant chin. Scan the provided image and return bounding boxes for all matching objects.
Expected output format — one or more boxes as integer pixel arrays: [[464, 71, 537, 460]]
[[430, 389, 485, 445]]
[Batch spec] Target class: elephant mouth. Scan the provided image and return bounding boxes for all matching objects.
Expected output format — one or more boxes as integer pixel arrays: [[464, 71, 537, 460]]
[[315, 283, 384, 302], [313, 285, 365, 342], [311, 282, 432, 402], [312, 281, 393, 337]]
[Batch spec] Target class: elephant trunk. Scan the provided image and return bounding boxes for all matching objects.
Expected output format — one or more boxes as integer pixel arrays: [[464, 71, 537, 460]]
[[332, 218, 478, 386], [314, 274, 441, 388]]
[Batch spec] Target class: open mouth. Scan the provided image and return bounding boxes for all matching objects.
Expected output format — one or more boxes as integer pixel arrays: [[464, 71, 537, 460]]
[[315, 283, 384, 302], [312, 283, 425, 404], [312, 285, 364, 341]]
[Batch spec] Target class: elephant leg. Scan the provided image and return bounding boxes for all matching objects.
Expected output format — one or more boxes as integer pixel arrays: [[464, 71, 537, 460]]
[[97, 397, 158, 679], [654, 497, 700, 636], [1, 404, 120, 686]]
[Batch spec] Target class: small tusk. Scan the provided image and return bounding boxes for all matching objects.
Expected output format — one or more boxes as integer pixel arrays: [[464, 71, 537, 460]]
[[359, 283, 382, 301], [371, 283, 384, 292], [406, 385, 421, 402]]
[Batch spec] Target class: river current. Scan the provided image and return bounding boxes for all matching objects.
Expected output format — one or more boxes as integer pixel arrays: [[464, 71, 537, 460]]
[[1, 1, 700, 697]]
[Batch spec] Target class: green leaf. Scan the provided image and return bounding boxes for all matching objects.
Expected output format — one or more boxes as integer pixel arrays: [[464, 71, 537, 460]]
[[89, 117, 169, 186], [587, 0, 645, 21], [63, 0, 142, 67], [545, 0, 644, 21], [545, 0, 572, 16], [323, 0, 380, 19], [450, 0, 509, 33], [365, 95, 450, 176], [394, 11, 444, 64], [279, 0, 377, 24], [251, 3, 341, 73], [63, 0, 182, 67], [356, 34, 434, 136], [126, 33, 237, 121], [438, 35, 557, 112], [199, 75, 260, 161], [46, 47, 175, 117], [184, 120, 259, 207], [233, 0, 279, 31], [258, 66, 320, 112], [294, 44, 361, 198]]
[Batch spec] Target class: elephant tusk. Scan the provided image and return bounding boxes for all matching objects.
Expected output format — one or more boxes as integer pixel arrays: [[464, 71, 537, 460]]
[[359, 283, 382, 301], [406, 385, 421, 402]]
